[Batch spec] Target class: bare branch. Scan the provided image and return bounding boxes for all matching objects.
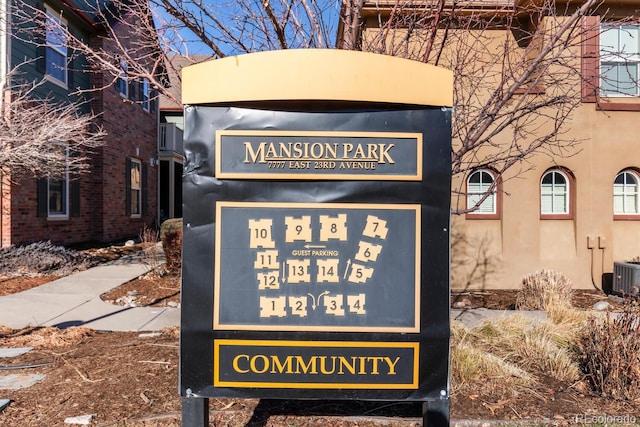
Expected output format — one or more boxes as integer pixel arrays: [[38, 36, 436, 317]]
[[17, 0, 627, 217], [0, 79, 105, 179], [263, 0, 290, 48]]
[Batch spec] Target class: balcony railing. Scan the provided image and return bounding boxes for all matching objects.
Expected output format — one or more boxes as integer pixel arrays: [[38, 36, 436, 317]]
[[159, 123, 184, 155]]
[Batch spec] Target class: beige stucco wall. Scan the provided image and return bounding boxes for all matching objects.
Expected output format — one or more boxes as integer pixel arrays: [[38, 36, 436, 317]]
[[455, 103, 640, 290], [363, 13, 640, 290]]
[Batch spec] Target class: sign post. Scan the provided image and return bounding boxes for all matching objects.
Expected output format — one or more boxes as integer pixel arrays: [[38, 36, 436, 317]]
[[180, 49, 453, 426]]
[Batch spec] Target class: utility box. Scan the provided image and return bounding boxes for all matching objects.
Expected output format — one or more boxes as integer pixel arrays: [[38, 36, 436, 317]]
[[613, 261, 640, 295], [179, 49, 453, 426]]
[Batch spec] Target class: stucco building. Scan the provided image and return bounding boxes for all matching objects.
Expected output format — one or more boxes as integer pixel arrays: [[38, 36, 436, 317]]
[[342, 0, 640, 291]]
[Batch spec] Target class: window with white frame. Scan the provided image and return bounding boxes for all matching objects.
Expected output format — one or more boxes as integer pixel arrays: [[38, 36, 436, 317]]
[[45, 7, 68, 85], [142, 78, 150, 111], [467, 170, 497, 214], [129, 158, 142, 216], [116, 59, 128, 97], [48, 143, 69, 218], [600, 24, 640, 96], [541, 170, 570, 215], [613, 170, 640, 215]]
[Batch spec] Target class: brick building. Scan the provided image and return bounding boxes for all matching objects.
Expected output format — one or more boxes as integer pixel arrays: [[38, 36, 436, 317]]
[[0, 0, 159, 247]]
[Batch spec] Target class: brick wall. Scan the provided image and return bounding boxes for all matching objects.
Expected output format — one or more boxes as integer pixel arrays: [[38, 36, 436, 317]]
[[91, 27, 159, 243], [3, 97, 157, 247], [3, 175, 94, 246], [0, 17, 159, 247], [93, 79, 159, 242]]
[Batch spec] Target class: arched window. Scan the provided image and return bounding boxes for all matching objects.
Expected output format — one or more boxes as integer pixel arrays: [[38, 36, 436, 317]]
[[613, 170, 640, 217], [541, 169, 571, 216], [467, 170, 498, 217]]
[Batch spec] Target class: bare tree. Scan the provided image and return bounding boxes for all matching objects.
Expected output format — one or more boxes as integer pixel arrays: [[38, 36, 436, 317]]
[[153, 0, 337, 54], [12, 0, 338, 107], [358, 0, 604, 212], [0, 78, 105, 179], [14, 0, 622, 212]]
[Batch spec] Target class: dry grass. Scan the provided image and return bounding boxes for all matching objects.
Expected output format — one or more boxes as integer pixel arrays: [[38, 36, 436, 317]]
[[451, 337, 534, 391], [545, 294, 592, 326], [453, 284, 640, 404], [451, 308, 585, 397], [0, 326, 93, 348], [139, 226, 163, 270], [162, 325, 180, 339], [516, 269, 573, 310], [477, 315, 580, 382]]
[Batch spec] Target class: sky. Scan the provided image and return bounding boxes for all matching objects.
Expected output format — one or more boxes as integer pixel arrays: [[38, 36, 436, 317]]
[[150, 0, 342, 57]]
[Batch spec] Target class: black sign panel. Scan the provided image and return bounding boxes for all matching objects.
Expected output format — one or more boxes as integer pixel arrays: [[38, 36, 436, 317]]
[[215, 202, 420, 332], [216, 130, 422, 180], [181, 106, 451, 401], [214, 340, 418, 388]]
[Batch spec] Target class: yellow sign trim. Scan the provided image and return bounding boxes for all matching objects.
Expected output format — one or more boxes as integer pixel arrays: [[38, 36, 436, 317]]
[[182, 49, 453, 107], [213, 201, 421, 333], [215, 129, 423, 181]]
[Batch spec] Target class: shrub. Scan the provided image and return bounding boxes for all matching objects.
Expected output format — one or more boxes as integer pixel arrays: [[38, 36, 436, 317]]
[[160, 218, 182, 241], [580, 304, 640, 400], [160, 218, 183, 271], [516, 269, 573, 310], [0, 241, 94, 276]]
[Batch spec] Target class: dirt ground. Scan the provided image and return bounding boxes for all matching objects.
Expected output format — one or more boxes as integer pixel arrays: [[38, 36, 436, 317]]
[[0, 245, 638, 426], [0, 322, 638, 426]]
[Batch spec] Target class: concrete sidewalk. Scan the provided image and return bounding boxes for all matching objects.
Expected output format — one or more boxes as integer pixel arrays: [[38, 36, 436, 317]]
[[0, 246, 550, 333], [0, 254, 179, 332], [451, 307, 547, 327]]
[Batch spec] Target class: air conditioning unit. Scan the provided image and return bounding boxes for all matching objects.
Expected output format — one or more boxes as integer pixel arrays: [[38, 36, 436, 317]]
[[613, 261, 640, 295]]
